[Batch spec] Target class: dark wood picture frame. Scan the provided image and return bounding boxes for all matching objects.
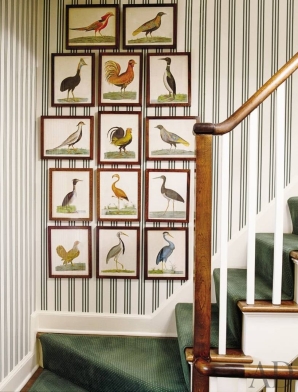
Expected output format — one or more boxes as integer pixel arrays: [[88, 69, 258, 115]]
[[49, 168, 93, 221], [48, 226, 92, 278], [146, 116, 196, 161], [98, 111, 141, 165], [97, 168, 141, 222], [144, 227, 188, 280], [96, 226, 140, 279], [145, 169, 190, 223], [99, 53, 142, 107], [123, 4, 177, 49], [41, 116, 94, 160], [146, 52, 191, 107], [66, 5, 120, 50], [51, 53, 95, 107]]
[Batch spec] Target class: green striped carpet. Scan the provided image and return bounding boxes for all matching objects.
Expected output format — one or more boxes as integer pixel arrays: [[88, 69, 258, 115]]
[[31, 334, 188, 392]]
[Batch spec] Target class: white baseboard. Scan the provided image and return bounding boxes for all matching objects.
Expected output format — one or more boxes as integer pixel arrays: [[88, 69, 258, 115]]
[[0, 352, 38, 392], [35, 280, 193, 337]]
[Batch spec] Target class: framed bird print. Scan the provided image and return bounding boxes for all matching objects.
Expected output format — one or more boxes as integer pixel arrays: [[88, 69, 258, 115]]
[[48, 226, 92, 278], [123, 4, 177, 49], [96, 227, 140, 279], [145, 169, 190, 223], [144, 227, 188, 280], [97, 168, 141, 222], [146, 116, 196, 161], [99, 53, 142, 106], [66, 5, 120, 50], [49, 168, 93, 221], [51, 53, 95, 107], [98, 111, 141, 165], [146, 52, 191, 107], [41, 116, 94, 160]]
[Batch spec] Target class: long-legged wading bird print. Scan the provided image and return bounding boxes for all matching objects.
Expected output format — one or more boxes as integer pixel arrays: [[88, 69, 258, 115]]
[[70, 12, 114, 37], [154, 175, 184, 215], [60, 58, 87, 102], [106, 231, 128, 270], [156, 231, 175, 271], [111, 174, 128, 210]]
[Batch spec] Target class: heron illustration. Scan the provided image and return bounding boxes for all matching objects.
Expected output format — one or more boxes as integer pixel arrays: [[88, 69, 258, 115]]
[[111, 174, 128, 210], [156, 232, 175, 271], [62, 179, 82, 207], [154, 175, 184, 215], [106, 232, 128, 270]]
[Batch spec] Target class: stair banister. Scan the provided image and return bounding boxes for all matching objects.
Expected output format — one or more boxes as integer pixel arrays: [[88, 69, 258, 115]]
[[193, 52, 298, 391]]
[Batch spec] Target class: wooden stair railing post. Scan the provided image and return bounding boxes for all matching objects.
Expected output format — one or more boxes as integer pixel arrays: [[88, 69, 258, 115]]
[[193, 132, 213, 392]]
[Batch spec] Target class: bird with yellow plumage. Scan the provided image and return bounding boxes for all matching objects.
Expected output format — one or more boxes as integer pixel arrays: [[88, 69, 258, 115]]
[[56, 241, 80, 266]]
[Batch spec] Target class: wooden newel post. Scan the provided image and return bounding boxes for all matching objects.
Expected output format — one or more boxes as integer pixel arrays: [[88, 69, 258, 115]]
[[193, 132, 213, 392]]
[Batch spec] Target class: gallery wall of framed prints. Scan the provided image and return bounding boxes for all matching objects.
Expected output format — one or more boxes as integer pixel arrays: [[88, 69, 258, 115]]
[[41, 2, 195, 288]]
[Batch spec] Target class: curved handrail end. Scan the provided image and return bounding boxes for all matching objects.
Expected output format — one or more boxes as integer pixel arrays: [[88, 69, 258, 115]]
[[193, 122, 215, 135]]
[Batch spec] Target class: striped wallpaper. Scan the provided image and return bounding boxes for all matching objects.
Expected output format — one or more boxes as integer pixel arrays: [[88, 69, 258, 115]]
[[1, 0, 298, 385], [0, 0, 38, 383]]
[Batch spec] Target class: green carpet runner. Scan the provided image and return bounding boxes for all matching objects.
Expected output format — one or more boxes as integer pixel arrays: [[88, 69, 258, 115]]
[[34, 334, 188, 392]]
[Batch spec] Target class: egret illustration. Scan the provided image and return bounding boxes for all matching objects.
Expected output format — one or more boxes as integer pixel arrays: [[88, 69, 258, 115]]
[[156, 232, 175, 271], [111, 174, 128, 210], [56, 241, 80, 265], [132, 12, 166, 38], [60, 58, 87, 102], [48, 121, 85, 151], [70, 12, 114, 37], [106, 231, 128, 270], [155, 124, 189, 150], [154, 175, 184, 215], [62, 179, 82, 207], [159, 57, 176, 100], [107, 126, 132, 153]]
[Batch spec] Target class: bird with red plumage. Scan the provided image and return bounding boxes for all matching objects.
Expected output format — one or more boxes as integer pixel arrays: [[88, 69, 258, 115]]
[[70, 12, 114, 37]]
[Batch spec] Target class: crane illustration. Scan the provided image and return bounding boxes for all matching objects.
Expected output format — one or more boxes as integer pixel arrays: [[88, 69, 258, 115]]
[[154, 175, 184, 215], [156, 232, 175, 271], [106, 232, 128, 270]]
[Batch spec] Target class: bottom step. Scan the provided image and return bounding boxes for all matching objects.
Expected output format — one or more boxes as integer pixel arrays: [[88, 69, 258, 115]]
[[28, 369, 88, 392]]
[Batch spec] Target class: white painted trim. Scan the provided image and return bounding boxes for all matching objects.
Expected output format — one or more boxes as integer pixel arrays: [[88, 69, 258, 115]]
[[293, 259, 298, 303], [0, 352, 38, 392], [35, 280, 193, 337]]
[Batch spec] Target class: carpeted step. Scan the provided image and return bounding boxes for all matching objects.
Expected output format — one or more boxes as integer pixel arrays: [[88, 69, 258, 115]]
[[39, 333, 188, 392], [29, 369, 88, 392], [175, 302, 239, 391]]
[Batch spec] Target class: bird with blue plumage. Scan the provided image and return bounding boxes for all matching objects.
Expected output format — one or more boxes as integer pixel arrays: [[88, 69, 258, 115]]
[[156, 231, 175, 271]]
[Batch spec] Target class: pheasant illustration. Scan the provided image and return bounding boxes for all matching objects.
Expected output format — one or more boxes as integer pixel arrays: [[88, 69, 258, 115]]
[[70, 12, 114, 36], [107, 127, 132, 153], [47, 121, 85, 151], [132, 12, 166, 38], [104, 59, 136, 95], [56, 241, 80, 265]]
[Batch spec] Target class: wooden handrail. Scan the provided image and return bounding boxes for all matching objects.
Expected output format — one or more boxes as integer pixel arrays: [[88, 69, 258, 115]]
[[193, 52, 298, 136]]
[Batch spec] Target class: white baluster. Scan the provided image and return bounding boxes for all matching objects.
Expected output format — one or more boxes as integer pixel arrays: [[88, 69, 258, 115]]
[[273, 83, 286, 305], [218, 134, 229, 355], [246, 108, 258, 304]]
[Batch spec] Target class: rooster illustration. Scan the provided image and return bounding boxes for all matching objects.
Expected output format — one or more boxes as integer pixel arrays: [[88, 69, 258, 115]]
[[56, 241, 80, 265], [104, 59, 136, 95], [107, 127, 132, 153]]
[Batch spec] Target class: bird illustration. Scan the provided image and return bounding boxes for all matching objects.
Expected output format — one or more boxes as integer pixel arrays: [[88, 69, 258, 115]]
[[107, 126, 132, 153], [132, 12, 166, 38], [155, 125, 189, 149], [154, 175, 184, 215], [156, 232, 175, 270], [159, 57, 176, 100], [48, 121, 85, 151], [60, 58, 87, 102], [106, 232, 128, 270], [56, 241, 80, 265], [105, 59, 136, 96], [62, 179, 82, 207], [111, 174, 128, 210], [70, 12, 114, 36]]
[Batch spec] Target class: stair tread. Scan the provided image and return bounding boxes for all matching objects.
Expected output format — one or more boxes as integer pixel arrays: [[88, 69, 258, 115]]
[[238, 300, 298, 312], [39, 333, 188, 392], [28, 369, 88, 392]]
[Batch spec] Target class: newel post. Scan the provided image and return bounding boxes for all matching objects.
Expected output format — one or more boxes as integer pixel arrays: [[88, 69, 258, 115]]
[[193, 133, 213, 392]]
